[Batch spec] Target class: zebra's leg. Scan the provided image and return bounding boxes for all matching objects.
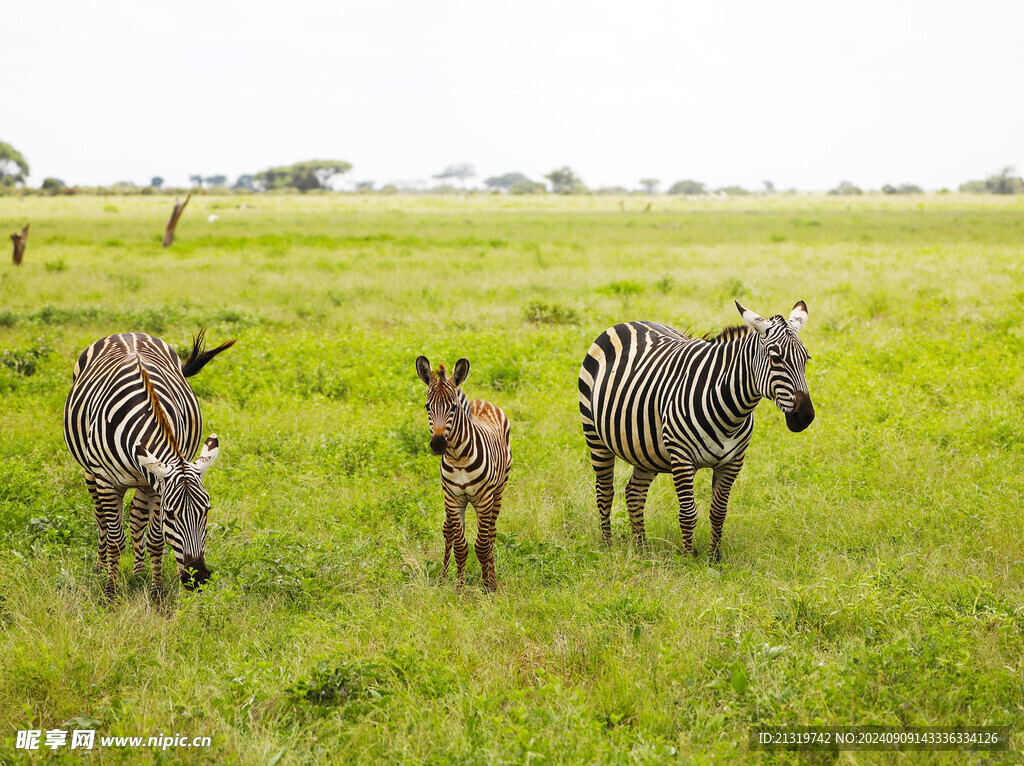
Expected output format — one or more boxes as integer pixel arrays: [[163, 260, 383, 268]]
[[451, 494, 471, 591], [146, 494, 166, 601], [474, 493, 499, 592], [625, 467, 656, 549], [588, 446, 616, 542], [128, 489, 150, 576], [483, 485, 506, 591], [439, 484, 457, 582], [92, 479, 127, 600], [669, 455, 699, 556], [85, 474, 107, 572], [709, 460, 744, 562]]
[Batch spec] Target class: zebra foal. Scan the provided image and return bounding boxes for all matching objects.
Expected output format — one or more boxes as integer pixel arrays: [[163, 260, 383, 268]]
[[578, 301, 814, 559], [63, 331, 234, 600], [416, 356, 512, 591]]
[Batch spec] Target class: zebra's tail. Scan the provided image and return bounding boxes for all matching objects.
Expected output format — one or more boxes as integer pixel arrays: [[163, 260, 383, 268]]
[[181, 329, 236, 378]]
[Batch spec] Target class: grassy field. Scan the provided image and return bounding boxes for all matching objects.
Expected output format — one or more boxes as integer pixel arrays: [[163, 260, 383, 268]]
[[1, 193, 1023, 764]]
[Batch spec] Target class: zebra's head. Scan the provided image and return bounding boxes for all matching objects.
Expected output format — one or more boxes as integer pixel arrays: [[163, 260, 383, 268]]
[[137, 435, 220, 590], [416, 355, 469, 455], [736, 300, 815, 432]]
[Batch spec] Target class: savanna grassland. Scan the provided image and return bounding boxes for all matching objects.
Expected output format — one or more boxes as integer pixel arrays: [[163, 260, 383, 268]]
[[1, 193, 1023, 765]]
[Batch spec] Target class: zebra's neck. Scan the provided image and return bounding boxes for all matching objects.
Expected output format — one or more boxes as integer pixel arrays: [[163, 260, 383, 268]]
[[444, 392, 475, 462], [718, 332, 767, 427]]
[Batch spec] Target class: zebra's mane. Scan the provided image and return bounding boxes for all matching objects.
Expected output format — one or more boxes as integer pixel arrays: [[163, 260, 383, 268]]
[[138, 362, 182, 458], [707, 324, 753, 344]]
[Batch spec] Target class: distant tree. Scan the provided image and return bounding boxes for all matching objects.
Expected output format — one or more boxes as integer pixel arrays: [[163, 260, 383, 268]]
[[828, 180, 863, 195], [882, 183, 924, 195], [150, 176, 164, 189], [544, 166, 586, 194], [232, 174, 255, 191], [433, 163, 476, 189], [40, 177, 66, 195], [204, 175, 228, 187], [990, 166, 1024, 194], [717, 185, 751, 196], [189, 175, 204, 189], [355, 181, 375, 192], [255, 160, 353, 192], [0, 141, 29, 185], [762, 180, 775, 193], [639, 178, 660, 194], [961, 166, 1024, 195], [668, 179, 706, 195], [509, 180, 546, 195], [484, 172, 530, 190]]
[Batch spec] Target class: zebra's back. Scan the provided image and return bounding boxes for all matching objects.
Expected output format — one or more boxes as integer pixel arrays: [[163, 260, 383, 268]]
[[63, 333, 202, 487], [579, 320, 746, 472]]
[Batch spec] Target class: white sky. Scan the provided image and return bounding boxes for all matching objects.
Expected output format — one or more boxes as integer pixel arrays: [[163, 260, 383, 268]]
[[4, 0, 1023, 191]]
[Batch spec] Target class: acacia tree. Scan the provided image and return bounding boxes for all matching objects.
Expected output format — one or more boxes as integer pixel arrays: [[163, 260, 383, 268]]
[[255, 160, 353, 192], [545, 166, 585, 194], [668, 179, 705, 195], [484, 172, 529, 190], [433, 163, 476, 189], [639, 178, 660, 194], [0, 141, 29, 186]]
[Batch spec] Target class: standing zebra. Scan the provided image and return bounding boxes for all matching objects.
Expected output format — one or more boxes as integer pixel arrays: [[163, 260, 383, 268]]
[[416, 356, 512, 591], [63, 331, 234, 600], [578, 301, 814, 559]]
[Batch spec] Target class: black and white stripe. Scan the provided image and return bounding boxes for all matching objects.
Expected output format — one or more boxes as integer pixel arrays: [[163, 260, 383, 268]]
[[577, 301, 814, 558], [63, 331, 233, 599], [416, 355, 512, 591]]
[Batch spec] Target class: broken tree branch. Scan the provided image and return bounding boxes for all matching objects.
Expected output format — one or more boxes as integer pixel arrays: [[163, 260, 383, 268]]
[[162, 194, 191, 247], [10, 224, 28, 266]]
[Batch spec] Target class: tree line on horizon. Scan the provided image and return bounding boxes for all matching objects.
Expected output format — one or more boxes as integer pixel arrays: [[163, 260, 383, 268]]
[[2, 141, 1022, 197]]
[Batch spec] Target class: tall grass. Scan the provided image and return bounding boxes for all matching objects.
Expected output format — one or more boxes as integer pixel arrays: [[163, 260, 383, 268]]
[[1, 194, 1022, 763]]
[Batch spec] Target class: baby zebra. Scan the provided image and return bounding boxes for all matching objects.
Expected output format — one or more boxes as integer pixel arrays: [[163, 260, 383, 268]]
[[416, 356, 512, 591]]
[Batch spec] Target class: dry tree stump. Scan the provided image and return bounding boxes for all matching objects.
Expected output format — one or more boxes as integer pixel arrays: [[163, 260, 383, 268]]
[[162, 194, 191, 247], [10, 224, 28, 265]]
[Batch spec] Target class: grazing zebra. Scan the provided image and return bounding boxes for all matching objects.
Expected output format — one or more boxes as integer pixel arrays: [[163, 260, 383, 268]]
[[416, 355, 512, 591], [63, 331, 234, 600], [577, 301, 814, 559]]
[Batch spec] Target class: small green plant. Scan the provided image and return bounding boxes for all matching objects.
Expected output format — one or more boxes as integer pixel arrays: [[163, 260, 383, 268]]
[[598, 280, 645, 297], [287, 658, 389, 716], [44, 259, 67, 272], [0, 343, 51, 376], [524, 301, 579, 325]]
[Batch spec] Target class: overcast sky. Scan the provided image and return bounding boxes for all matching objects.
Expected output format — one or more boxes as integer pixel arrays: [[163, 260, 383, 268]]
[[4, 0, 1022, 191]]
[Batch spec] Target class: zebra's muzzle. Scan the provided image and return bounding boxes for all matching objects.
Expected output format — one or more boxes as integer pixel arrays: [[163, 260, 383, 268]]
[[180, 555, 211, 590], [785, 391, 815, 432], [430, 435, 447, 455]]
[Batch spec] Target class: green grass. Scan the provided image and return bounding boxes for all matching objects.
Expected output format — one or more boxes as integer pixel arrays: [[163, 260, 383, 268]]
[[1, 193, 1023, 764]]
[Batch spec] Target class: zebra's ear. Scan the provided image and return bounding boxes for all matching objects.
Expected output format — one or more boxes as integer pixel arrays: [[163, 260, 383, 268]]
[[193, 434, 220, 476], [415, 355, 434, 386], [452, 357, 470, 387], [735, 300, 771, 337], [137, 447, 172, 480], [788, 300, 808, 333]]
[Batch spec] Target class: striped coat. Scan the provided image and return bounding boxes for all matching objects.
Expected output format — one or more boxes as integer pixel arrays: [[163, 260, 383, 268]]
[[63, 331, 233, 599], [578, 301, 814, 558], [416, 355, 512, 591]]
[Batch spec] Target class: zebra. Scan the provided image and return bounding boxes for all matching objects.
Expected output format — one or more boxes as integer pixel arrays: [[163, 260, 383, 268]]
[[577, 300, 814, 559], [416, 355, 512, 591], [63, 330, 235, 600]]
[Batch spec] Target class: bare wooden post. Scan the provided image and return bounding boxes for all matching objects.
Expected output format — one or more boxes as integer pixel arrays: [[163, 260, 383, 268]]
[[162, 194, 191, 247], [10, 224, 28, 265]]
